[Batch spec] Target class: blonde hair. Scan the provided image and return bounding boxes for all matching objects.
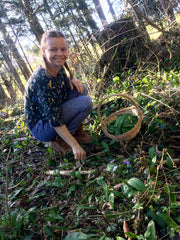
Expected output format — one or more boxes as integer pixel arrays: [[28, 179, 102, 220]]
[[40, 30, 73, 79]]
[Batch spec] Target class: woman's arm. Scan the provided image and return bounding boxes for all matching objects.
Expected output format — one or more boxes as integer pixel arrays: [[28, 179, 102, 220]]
[[54, 124, 86, 160], [70, 76, 84, 93]]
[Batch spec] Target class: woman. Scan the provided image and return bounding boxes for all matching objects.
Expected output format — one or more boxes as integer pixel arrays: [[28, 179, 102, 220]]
[[24, 30, 93, 161]]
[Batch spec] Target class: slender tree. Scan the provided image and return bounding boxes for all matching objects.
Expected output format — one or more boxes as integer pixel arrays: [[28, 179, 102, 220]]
[[68, 0, 100, 57], [42, 0, 59, 28], [68, 6, 95, 62], [3, 11, 33, 74], [106, 0, 117, 21], [76, 0, 99, 33], [18, 0, 44, 43], [0, 42, 25, 94], [92, 0, 108, 27], [0, 70, 15, 99], [0, 17, 31, 80], [126, 0, 151, 40], [0, 81, 9, 105]]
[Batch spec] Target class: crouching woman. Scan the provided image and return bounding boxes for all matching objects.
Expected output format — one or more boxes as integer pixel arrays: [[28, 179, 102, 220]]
[[24, 30, 93, 161]]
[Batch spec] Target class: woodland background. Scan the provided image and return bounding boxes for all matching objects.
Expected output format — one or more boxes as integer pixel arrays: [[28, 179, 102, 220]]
[[0, 0, 179, 101], [0, 0, 180, 240]]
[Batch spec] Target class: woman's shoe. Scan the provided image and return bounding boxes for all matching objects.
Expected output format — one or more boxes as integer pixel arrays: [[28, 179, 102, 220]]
[[73, 124, 93, 144], [49, 138, 72, 154]]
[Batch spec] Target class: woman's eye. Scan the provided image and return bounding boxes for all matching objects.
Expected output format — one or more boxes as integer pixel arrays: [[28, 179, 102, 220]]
[[50, 48, 57, 52], [49, 48, 67, 52]]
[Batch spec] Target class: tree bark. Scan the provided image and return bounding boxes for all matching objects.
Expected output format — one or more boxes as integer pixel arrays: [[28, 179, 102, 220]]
[[43, 0, 59, 28], [19, 0, 44, 43], [0, 83, 9, 106], [76, 0, 99, 34], [92, 0, 108, 27], [0, 17, 31, 81], [0, 71, 15, 99], [106, 0, 117, 21], [0, 43, 25, 94], [68, 7, 95, 62]]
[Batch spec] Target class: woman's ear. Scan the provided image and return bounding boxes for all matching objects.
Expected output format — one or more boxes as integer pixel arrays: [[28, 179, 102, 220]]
[[41, 47, 46, 56]]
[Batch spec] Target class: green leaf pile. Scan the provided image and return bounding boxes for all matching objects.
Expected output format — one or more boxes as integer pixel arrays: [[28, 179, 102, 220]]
[[107, 113, 138, 135]]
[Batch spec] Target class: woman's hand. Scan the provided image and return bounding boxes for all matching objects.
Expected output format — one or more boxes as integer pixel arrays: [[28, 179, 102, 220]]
[[71, 144, 86, 160], [70, 76, 84, 93], [54, 124, 86, 160]]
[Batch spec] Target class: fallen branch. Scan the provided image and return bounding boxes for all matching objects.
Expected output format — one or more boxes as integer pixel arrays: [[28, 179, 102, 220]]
[[45, 169, 95, 176], [110, 183, 122, 191], [12, 137, 35, 141], [140, 92, 180, 114]]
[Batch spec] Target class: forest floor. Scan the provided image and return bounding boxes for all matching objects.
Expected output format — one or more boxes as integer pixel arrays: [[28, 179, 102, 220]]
[[0, 63, 180, 239]]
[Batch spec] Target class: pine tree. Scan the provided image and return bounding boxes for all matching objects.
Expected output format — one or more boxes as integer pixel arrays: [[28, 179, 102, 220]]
[[18, 0, 44, 43], [0, 42, 25, 94], [0, 81, 9, 105], [0, 16, 31, 81], [106, 0, 117, 21], [0, 69, 15, 99], [76, 0, 99, 33], [92, 0, 108, 27]]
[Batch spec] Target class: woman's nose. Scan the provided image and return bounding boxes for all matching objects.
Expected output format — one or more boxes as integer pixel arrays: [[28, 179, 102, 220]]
[[56, 49, 62, 55]]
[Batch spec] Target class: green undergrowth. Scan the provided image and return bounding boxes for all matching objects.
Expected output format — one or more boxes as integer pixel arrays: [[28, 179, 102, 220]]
[[0, 66, 180, 240]]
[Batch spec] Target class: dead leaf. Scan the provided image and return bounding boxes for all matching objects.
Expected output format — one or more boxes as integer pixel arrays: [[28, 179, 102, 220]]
[[102, 202, 112, 211], [110, 183, 122, 190], [171, 136, 180, 139], [173, 158, 180, 166], [123, 221, 132, 240]]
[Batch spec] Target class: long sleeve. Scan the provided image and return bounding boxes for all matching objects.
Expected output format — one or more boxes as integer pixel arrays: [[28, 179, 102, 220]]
[[24, 66, 69, 129]]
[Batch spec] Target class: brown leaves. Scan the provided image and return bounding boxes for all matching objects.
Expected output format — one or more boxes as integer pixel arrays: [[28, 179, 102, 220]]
[[123, 221, 132, 240]]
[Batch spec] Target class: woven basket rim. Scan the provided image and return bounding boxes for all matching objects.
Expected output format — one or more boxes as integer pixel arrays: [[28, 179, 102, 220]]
[[97, 93, 143, 141]]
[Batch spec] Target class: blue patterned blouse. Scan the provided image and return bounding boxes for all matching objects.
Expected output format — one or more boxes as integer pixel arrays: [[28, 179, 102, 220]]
[[24, 66, 69, 130]]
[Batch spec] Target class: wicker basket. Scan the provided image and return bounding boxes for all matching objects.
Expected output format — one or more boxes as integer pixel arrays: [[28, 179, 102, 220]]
[[97, 93, 143, 141]]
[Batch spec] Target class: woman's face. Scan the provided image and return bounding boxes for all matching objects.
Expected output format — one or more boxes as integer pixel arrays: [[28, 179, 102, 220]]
[[42, 37, 68, 68]]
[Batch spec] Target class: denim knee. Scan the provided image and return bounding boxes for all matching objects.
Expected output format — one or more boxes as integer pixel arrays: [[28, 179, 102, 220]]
[[82, 85, 88, 96], [30, 120, 58, 142], [84, 96, 93, 113]]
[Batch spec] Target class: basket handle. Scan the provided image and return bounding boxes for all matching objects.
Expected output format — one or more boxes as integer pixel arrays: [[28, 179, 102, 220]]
[[97, 93, 143, 127]]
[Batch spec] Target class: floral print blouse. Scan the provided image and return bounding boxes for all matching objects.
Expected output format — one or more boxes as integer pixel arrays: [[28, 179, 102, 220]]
[[24, 66, 69, 130]]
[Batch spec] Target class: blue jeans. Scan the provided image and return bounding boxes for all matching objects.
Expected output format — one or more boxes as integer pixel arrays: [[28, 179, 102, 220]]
[[30, 85, 93, 142]]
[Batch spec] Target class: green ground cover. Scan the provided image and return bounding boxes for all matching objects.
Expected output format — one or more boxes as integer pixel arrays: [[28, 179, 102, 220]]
[[0, 63, 179, 239]]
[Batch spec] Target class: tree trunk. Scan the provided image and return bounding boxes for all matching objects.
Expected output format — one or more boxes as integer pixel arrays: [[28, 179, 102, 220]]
[[0, 83, 9, 106], [92, 0, 108, 27], [19, 0, 44, 43], [76, 0, 99, 34], [0, 17, 31, 81], [0, 71, 15, 99], [68, 7, 95, 63], [0, 43, 25, 94], [43, 0, 59, 28], [106, 0, 117, 21]]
